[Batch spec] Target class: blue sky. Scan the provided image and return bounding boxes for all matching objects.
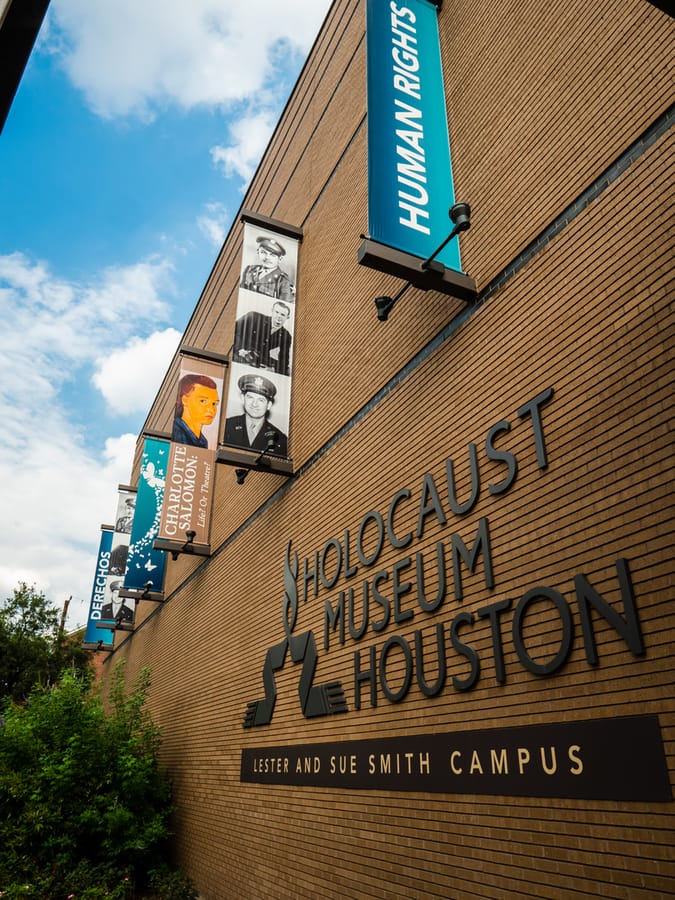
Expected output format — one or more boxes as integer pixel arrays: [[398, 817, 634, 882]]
[[0, 0, 331, 629]]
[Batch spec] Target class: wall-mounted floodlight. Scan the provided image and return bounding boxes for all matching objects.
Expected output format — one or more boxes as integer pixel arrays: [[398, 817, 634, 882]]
[[233, 430, 280, 485], [171, 530, 196, 560], [137, 581, 166, 603], [374, 202, 472, 322]]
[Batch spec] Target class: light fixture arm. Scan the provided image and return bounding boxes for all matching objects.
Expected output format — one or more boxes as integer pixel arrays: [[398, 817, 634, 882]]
[[171, 529, 197, 560], [373, 202, 472, 322], [421, 202, 471, 271], [375, 281, 413, 322], [234, 431, 279, 485]]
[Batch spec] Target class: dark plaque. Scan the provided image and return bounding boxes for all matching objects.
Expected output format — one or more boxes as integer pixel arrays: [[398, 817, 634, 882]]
[[241, 715, 671, 802]]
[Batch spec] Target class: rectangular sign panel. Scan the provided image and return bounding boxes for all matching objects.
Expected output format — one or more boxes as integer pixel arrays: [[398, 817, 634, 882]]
[[114, 488, 137, 535], [158, 443, 215, 547], [170, 357, 224, 451], [222, 220, 299, 461], [366, 0, 460, 270], [157, 355, 224, 548], [124, 436, 168, 592], [241, 715, 672, 801], [94, 485, 140, 628], [82, 527, 115, 649], [109, 486, 136, 580]]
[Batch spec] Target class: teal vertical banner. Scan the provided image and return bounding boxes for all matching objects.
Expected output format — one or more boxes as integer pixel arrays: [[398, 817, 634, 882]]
[[366, 0, 460, 270], [83, 527, 114, 649], [124, 436, 168, 592]]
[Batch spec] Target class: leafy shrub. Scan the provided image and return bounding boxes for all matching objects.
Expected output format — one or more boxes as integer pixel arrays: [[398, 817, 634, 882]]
[[146, 864, 199, 899], [0, 664, 196, 899], [0, 583, 92, 705]]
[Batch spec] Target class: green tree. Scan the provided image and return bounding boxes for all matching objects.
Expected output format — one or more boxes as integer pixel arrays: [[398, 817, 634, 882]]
[[0, 664, 196, 899], [0, 582, 91, 703]]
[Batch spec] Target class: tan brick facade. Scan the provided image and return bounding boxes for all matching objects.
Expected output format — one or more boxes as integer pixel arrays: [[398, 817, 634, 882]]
[[106, 1, 674, 896]]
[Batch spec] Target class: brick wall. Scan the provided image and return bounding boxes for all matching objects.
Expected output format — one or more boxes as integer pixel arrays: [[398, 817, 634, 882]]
[[107, 1, 674, 897]]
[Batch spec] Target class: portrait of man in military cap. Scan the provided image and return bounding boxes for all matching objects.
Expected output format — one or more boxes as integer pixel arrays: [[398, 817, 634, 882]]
[[223, 372, 288, 457], [101, 580, 134, 625], [115, 495, 136, 534], [240, 234, 295, 302]]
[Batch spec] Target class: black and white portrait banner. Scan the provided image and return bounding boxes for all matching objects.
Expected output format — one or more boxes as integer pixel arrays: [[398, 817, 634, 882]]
[[109, 484, 136, 582], [221, 215, 301, 466]]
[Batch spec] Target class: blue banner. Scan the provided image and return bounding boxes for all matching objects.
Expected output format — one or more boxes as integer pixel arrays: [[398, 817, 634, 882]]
[[124, 436, 168, 592], [366, 0, 460, 270], [83, 527, 114, 649]]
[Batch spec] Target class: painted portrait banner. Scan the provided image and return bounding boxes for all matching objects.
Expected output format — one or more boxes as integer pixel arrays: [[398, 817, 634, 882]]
[[82, 526, 115, 649], [123, 436, 169, 592], [222, 217, 301, 464], [366, 0, 461, 271], [170, 356, 224, 452], [156, 354, 225, 550]]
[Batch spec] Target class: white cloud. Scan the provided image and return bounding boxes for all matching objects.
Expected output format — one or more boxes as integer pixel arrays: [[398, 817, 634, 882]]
[[49, 0, 331, 119], [197, 201, 230, 248], [0, 252, 177, 629], [93, 327, 181, 415], [210, 109, 277, 184], [0, 415, 137, 632], [80, 258, 173, 325], [0, 253, 173, 377], [1, 0, 335, 630], [103, 433, 139, 482]]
